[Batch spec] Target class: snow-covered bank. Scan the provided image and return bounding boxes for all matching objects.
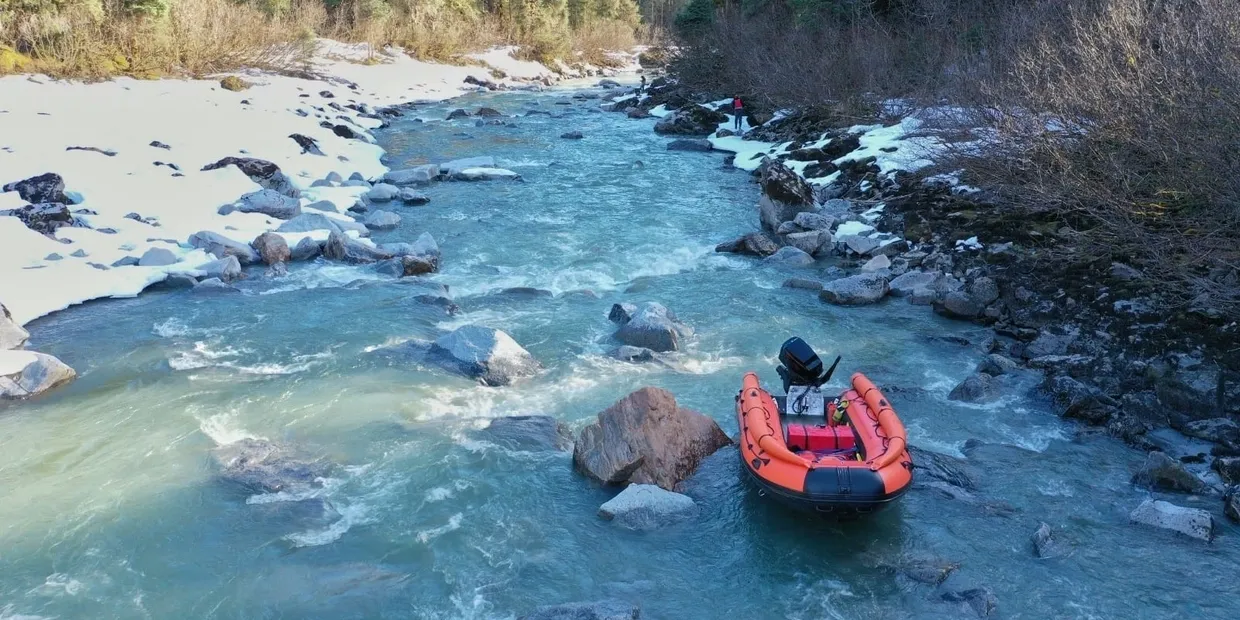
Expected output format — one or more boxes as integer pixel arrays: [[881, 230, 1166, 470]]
[[0, 39, 635, 328]]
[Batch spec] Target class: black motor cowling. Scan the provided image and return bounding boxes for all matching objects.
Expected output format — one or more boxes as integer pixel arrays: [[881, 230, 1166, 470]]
[[777, 337, 840, 394]]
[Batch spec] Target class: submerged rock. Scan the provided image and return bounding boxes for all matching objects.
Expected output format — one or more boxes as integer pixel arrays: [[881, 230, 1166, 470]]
[[561, 131, 585, 140], [428, 325, 541, 386], [878, 557, 960, 586], [1032, 522, 1067, 559], [598, 484, 695, 530], [475, 416, 573, 452], [573, 386, 731, 490], [715, 231, 780, 257], [1131, 451, 1208, 493], [907, 445, 978, 491], [0, 350, 76, 399], [819, 274, 889, 305], [948, 373, 1001, 403], [519, 599, 640, 620], [1129, 499, 1214, 541], [212, 438, 329, 494], [1, 302, 30, 350], [611, 346, 656, 363], [666, 139, 712, 152], [613, 302, 693, 353], [941, 588, 998, 619]]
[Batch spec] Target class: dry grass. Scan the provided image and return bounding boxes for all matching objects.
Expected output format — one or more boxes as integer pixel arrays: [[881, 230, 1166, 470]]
[[0, 0, 322, 78]]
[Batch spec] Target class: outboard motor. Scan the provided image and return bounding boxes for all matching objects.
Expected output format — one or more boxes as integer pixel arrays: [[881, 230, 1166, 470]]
[[777, 337, 841, 394]]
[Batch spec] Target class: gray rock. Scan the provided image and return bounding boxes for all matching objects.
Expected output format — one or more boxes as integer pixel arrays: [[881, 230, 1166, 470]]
[[1132, 451, 1208, 493], [343, 179, 371, 188], [0, 350, 76, 399], [908, 445, 979, 491], [348, 172, 366, 182], [211, 438, 328, 494], [969, 276, 1000, 305], [889, 270, 939, 297], [1212, 456, 1240, 485], [715, 232, 780, 257], [325, 171, 343, 184], [363, 210, 401, 230], [764, 246, 815, 267], [252, 232, 290, 266], [977, 354, 1020, 376], [614, 302, 693, 352], [196, 255, 242, 282], [70, 249, 88, 258], [366, 183, 400, 202], [440, 156, 497, 176], [374, 255, 436, 277], [227, 189, 301, 219], [322, 231, 392, 264], [519, 599, 639, 620], [189, 230, 259, 264], [793, 211, 835, 231], [138, 247, 177, 267], [399, 188, 430, 205], [838, 235, 879, 257], [44, 253, 63, 261], [110, 256, 140, 267], [1180, 417, 1240, 450], [475, 415, 573, 452], [776, 221, 800, 235], [201, 157, 299, 198], [561, 131, 585, 140], [573, 386, 731, 489], [611, 346, 656, 363], [861, 254, 891, 272], [1129, 499, 1214, 541], [290, 237, 323, 261], [1032, 522, 1066, 558], [0, 303, 29, 350], [1226, 490, 1240, 523], [785, 230, 829, 256], [608, 303, 637, 324], [666, 139, 712, 152], [276, 213, 339, 234], [1026, 330, 1076, 358], [948, 373, 1001, 403], [382, 164, 439, 186], [819, 274, 889, 305], [936, 291, 985, 319], [427, 325, 541, 386], [598, 484, 695, 530]]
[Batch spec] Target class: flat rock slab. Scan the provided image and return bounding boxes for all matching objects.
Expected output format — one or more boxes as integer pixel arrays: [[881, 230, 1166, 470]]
[[1129, 499, 1214, 541]]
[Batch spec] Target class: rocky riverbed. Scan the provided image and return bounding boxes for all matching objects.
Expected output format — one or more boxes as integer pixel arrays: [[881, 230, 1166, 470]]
[[0, 59, 1237, 619]]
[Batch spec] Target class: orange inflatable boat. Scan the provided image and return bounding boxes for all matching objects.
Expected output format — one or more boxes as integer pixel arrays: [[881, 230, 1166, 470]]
[[736, 338, 913, 515]]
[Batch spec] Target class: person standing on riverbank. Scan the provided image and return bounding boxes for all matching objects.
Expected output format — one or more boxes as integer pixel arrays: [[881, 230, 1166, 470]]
[[732, 96, 744, 132]]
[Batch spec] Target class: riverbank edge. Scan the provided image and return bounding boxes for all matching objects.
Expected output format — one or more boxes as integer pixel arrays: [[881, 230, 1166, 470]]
[[607, 76, 1240, 522], [0, 39, 640, 398]]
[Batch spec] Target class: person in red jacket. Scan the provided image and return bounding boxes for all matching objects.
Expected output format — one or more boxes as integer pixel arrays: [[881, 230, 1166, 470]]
[[732, 96, 744, 132]]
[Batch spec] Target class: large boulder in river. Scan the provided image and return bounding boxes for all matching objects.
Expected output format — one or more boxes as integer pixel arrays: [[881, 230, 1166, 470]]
[[819, 274, 889, 305], [252, 232, 290, 266], [201, 157, 300, 198], [323, 231, 392, 264], [1, 303, 29, 350], [211, 438, 329, 494], [598, 483, 696, 530], [1131, 451, 1208, 493], [428, 325, 541, 386], [189, 230, 260, 264], [948, 373, 1001, 403], [757, 160, 815, 232], [1129, 499, 1214, 541], [573, 387, 731, 490], [715, 231, 779, 257], [520, 599, 639, 620], [2, 172, 71, 204], [475, 416, 573, 452], [364, 210, 401, 230], [613, 302, 693, 352], [0, 350, 76, 399]]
